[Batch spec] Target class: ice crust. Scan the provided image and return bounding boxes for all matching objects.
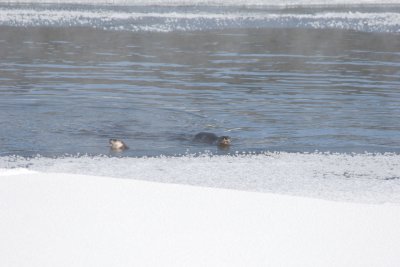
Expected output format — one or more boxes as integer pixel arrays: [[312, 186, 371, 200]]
[[0, 5, 399, 32], [1, 0, 400, 6], [1, 152, 400, 203]]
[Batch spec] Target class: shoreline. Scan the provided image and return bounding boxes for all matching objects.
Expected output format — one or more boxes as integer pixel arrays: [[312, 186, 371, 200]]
[[2, 152, 400, 204]]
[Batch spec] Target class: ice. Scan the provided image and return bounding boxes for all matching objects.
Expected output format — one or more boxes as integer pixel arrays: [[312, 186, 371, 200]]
[[0, 4, 399, 32], [1, 0, 400, 6], [1, 152, 400, 203]]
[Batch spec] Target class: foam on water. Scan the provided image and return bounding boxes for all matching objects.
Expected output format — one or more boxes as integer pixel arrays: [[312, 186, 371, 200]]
[[0, 4, 399, 32], [1, 152, 400, 203]]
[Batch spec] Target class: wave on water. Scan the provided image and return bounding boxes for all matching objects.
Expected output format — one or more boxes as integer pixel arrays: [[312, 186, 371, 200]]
[[0, 4, 399, 32], [1, 152, 400, 203]]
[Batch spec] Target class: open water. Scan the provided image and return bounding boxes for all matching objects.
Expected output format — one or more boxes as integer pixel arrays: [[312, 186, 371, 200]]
[[1, 3, 400, 157]]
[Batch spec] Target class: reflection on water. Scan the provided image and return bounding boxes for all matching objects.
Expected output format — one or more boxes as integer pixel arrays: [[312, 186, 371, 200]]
[[0, 26, 399, 157]]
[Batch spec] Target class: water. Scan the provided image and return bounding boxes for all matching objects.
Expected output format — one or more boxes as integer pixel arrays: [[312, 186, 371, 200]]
[[1, 17, 399, 156], [0, 2, 400, 202]]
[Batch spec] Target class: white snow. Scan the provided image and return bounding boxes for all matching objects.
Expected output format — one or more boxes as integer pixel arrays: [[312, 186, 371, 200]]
[[1, 170, 400, 266]]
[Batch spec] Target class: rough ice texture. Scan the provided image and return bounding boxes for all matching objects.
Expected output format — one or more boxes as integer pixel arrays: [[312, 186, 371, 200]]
[[1, 171, 400, 266], [0, 6, 399, 33], [1, 152, 400, 203], [0, 0, 400, 6]]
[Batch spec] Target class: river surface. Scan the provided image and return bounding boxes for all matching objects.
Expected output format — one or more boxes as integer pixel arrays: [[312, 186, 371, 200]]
[[1, 16, 400, 157]]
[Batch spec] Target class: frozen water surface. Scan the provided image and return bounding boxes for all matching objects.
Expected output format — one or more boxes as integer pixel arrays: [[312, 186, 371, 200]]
[[1, 152, 400, 203]]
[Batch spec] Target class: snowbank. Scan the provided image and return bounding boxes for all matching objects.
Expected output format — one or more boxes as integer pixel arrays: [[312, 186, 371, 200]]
[[1, 170, 400, 266]]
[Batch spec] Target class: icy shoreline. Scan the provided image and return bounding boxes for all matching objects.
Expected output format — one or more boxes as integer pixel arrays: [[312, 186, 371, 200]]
[[1, 0, 400, 6], [1, 169, 400, 266], [2, 153, 400, 203]]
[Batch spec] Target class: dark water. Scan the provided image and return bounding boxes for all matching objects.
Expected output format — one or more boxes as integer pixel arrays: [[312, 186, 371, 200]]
[[1, 26, 400, 157]]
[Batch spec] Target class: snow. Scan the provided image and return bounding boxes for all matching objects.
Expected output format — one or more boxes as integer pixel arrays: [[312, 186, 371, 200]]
[[1, 170, 400, 266]]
